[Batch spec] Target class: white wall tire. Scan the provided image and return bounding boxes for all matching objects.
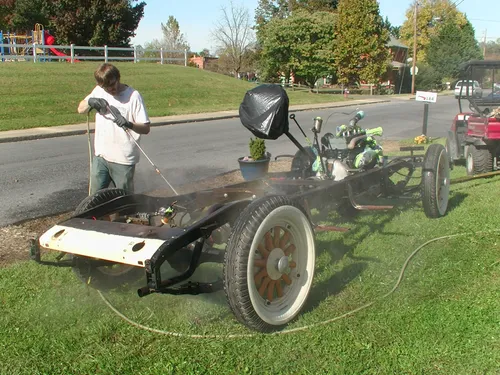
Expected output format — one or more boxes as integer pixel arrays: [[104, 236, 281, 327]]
[[223, 196, 315, 332]]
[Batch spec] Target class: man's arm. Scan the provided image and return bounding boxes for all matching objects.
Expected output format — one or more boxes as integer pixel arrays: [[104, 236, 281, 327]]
[[127, 121, 150, 135], [77, 99, 91, 114], [108, 105, 150, 134]]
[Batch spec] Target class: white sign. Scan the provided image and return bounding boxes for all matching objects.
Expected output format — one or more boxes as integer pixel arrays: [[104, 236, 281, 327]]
[[410, 66, 419, 75], [416, 90, 437, 103]]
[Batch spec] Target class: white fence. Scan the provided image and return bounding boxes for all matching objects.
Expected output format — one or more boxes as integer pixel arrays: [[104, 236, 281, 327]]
[[0, 43, 188, 65]]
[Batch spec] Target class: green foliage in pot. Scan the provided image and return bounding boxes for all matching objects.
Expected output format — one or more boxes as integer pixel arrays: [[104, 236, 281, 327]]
[[249, 137, 267, 161]]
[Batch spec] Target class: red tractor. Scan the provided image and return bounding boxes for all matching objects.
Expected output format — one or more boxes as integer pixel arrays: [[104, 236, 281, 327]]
[[446, 60, 500, 174]]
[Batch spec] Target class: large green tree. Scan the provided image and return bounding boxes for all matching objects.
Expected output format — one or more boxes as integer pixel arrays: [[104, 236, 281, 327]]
[[259, 9, 337, 89], [400, 0, 467, 63], [46, 0, 145, 46], [426, 19, 482, 79], [293, 0, 338, 12], [333, 0, 390, 85], [0, 0, 145, 47], [0, 0, 48, 31], [254, 0, 337, 33]]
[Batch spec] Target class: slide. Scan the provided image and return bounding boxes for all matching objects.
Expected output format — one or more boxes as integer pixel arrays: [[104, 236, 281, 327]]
[[43, 30, 79, 62]]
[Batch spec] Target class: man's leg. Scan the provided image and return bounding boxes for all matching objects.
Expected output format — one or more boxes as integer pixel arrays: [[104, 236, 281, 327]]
[[89, 156, 112, 195], [108, 161, 135, 194]]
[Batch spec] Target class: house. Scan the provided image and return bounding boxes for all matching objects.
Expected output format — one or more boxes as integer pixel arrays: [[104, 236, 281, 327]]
[[189, 55, 219, 69], [386, 35, 409, 85], [357, 35, 409, 93]]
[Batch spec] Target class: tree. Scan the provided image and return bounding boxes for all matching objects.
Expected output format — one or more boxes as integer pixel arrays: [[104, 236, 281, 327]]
[[160, 16, 190, 52], [0, 0, 145, 46], [481, 38, 500, 60], [0, 0, 48, 31], [333, 0, 390, 85], [45, 0, 145, 46], [400, 0, 468, 63], [211, 1, 255, 78], [426, 19, 482, 80], [382, 16, 401, 39], [0, 0, 18, 29], [293, 0, 338, 12], [259, 10, 337, 89], [199, 48, 211, 57], [142, 16, 191, 64], [254, 0, 291, 30]]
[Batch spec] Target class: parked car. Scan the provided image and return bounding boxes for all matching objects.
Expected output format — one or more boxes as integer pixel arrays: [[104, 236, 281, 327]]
[[454, 80, 482, 99]]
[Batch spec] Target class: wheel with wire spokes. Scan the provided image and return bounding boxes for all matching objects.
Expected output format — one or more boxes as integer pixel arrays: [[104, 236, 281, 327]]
[[223, 195, 316, 332]]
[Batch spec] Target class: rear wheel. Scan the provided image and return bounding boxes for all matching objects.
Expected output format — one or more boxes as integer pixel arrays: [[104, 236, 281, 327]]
[[223, 196, 316, 332], [71, 188, 144, 290], [422, 144, 450, 218], [466, 144, 493, 176]]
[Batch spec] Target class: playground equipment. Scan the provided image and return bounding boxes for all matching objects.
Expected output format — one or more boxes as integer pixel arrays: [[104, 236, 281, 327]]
[[0, 23, 72, 62]]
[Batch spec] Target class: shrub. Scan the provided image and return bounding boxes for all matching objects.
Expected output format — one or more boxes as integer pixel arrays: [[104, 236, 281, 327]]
[[249, 137, 266, 160]]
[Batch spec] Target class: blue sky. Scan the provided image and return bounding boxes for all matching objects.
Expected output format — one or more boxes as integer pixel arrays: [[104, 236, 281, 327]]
[[130, 0, 500, 52]]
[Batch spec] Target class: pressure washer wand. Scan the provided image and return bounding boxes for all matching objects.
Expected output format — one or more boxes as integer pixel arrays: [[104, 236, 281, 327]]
[[104, 104, 179, 196], [123, 128, 179, 196]]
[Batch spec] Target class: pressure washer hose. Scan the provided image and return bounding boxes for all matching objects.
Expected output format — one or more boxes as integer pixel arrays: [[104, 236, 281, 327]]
[[84, 112, 498, 338], [96, 229, 500, 339], [86, 113, 92, 195]]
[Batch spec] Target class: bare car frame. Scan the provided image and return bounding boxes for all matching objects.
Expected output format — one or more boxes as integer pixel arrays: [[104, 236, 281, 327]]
[[31, 84, 451, 333]]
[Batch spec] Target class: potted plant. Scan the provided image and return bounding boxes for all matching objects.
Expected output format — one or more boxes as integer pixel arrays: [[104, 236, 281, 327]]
[[238, 137, 271, 180]]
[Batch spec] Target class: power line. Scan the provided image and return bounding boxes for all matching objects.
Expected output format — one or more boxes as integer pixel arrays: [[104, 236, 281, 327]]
[[452, 0, 466, 7], [469, 18, 500, 24]]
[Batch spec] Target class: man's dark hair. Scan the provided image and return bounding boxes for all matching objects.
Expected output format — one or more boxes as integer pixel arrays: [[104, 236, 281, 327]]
[[94, 63, 121, 88]]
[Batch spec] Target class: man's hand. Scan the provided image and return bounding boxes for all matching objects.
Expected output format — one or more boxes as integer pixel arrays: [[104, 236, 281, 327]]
[[109, 105, 133, 129], [88, 98, 109, 115]]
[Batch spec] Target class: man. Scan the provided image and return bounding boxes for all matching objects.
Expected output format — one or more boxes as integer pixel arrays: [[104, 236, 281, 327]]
[[78, 63, 150, 195]]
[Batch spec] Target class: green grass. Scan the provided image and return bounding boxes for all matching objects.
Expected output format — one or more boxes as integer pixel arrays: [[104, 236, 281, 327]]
[[0, 151, 500, 375], [1, 141, 499, 374], [0, 62, 349, 132]]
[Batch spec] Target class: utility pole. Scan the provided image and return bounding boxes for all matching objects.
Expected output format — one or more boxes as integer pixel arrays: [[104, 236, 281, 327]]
[[411, 1, 418, 95], [483, 29, 487, 58]]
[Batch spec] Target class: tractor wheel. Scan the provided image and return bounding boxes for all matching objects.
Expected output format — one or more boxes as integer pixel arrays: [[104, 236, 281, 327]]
[[466, 144, 493, 176], [70, 188, 144, 290], [422, 144, 450, 218], [223, 195, 315, 332]]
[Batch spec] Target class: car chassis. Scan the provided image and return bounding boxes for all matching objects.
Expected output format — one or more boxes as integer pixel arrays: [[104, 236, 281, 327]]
[[31, 85, 451, 333]]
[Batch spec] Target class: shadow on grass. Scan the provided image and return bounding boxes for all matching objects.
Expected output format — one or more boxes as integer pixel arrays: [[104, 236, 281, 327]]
[[304, 191, 429, 313], [446, 191, 468, 213]]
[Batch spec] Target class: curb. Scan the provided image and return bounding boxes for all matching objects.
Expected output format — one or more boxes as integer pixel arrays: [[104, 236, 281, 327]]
[[0, 99, 390, 144]]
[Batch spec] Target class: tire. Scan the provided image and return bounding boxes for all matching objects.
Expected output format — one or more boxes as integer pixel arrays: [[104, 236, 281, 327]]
[[223, 195, 316, 332], [74, 187, 127, 215], [466, 144, 493, 176], [71, 188, 144, 290], [422, 144, 450, 218], [444, 137, 454, 170]]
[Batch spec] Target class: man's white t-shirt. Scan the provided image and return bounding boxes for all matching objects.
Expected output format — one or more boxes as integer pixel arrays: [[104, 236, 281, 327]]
[[85, 85, 150, 165]]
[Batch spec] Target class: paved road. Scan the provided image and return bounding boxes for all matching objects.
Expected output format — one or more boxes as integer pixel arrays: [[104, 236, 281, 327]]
[[0, 96, 458, 227]]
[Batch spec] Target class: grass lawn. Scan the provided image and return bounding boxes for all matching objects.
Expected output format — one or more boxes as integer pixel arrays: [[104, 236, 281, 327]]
[[0, 62, 351, 132], [1, 142, 499, 375]]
